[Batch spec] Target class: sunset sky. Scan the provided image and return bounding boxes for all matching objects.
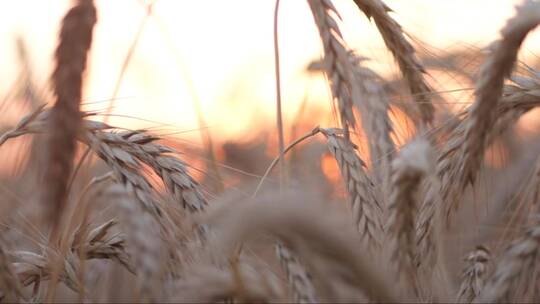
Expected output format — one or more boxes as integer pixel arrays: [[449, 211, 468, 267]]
[[1, 0, 538, 143]]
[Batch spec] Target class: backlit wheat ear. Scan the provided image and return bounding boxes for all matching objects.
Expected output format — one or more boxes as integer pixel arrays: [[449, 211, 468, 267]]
[[42, 0, 97, 228], [457, 246, 491, 303], [387, 138, 434, 296], [9, 249, 83, 294], [205, 193, 397, 303], [307, 0, 360, 136], [110, 184, 165, 301], [168, 261, 284, 303], [477, 224, 540, 303], [320, 128, 383, 249], [448, 0, 540, 221], [416, 73, 540, 269], [352, 0, 435, 126], [73, 219, 135, 274], [349, 54, 395, 195], [0, 107, 208, 226], [275, 243, 318, 303], [0, 240, 22, 302]]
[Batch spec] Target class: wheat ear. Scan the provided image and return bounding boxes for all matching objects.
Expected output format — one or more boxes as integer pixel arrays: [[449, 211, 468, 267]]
[[275, 243, 318, 303], [448, 0, 540, 221], [307, 0, 360, 136], [352, 0, 434, 126], [0, 239, 23, 302], [350, 54, 395, 196], [205, 192, 397, 302], [477, 224, 540, 303], [320, 128, 384, 248], [387, 138, 434, 296], [457, 246, 491, 303], [42, 0, 96, 229], [416, 73, 540, 269]]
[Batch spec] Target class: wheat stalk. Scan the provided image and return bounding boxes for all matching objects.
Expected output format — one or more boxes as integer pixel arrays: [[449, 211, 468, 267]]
[[352, 0, 434, 126]]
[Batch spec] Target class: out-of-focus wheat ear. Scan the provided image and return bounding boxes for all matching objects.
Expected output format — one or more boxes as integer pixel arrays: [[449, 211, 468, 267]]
[[457, 246, 491, 303], [320, 128, 384, 249], [352, 0, 434, 126], [387, 138, 434, 296], [307, 0, 360, 137], [275, 244, 318, 303], [477, 224, 540, 303], [109, 184, 165, 301], [0, 240, 23, 302], [349, 54, 395, 196], [168, 261, 285, 303], [417, 72, 540, 269], [42, 0, 97, 232], [448, 1, 540, 221]]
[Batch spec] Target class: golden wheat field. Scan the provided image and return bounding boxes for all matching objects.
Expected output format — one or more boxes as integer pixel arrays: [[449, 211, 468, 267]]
[[1, 0, 540, 302]]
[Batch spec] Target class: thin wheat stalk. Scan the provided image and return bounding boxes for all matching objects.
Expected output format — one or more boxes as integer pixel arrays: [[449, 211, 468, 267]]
[[447, 0, 540, 222], [320, 128, 383, 248], [457, 246, 491, 303], [307, 0, 360, 136], [387, 138, 434, 296], [42, 0, 96, 230], [352, 0, 434, 126]]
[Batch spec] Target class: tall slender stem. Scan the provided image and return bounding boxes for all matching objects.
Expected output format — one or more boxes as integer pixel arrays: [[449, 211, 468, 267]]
[[274, 0, 285, 192]]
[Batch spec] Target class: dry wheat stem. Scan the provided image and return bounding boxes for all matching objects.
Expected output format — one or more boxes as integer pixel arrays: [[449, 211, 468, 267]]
[[307, 0, 360, 136], [457, 246, 491, 303], [352, 0, 435, 126]]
